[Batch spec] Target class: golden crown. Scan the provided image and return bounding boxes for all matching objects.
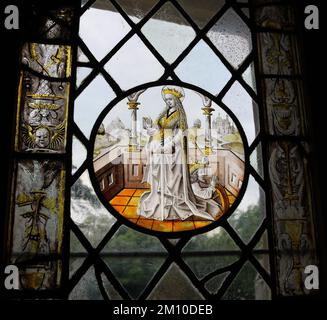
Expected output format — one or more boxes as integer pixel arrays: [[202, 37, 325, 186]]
[[162, 88, 183, 99]]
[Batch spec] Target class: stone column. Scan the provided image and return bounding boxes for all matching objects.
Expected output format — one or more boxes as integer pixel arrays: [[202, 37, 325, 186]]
[[127, 89, 145, 152], [127, 101, 140, 152], [202, 105, 215, 156]]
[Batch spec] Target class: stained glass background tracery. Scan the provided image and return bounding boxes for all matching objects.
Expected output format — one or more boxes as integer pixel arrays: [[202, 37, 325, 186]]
[[0, 0, 321, 300], [70, 0, 271, 300]]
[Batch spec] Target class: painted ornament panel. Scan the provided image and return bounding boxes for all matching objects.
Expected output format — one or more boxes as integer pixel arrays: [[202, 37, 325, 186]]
[[15, 43, 71, 153], [10, 159, 65, 289]]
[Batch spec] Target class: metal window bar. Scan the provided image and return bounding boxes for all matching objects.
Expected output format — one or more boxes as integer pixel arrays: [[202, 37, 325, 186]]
[[70, 0, 272, 300], [1, 0, 285, 300]]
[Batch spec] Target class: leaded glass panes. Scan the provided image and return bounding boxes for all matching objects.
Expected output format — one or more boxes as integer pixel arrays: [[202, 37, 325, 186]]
[[177, 0, 225, 29], [222, 81, 259, 145], [117, 0, 158, 24], [76, 67, 92, 88], [207, 8, 252, 69], [221, 262, 271, 300], [74, 74, 115, 138], [71, 171, 115, 248], [16, 43, 71, 153], [103, 255, 165, 299], [141, 2, 196, 64], [104, 35, 165, 89], [79, 0, 131, 61], [72, 136, 87, 174], [92, 85, 246, 235], [242, 63, 257, 93], [10, 159, 66, 289], [250, 142, 264, 179], [69, 266, 103, 300], [3, 0, 320, 301], [205, 272, 229, 294], [175, 40, 231, 95], [227, 176, 266, 244], [182, 229, 241, 280], [70, 0, 271, 300], [77, 47, 89, 62], [147, 263, 204, 300], [3, 3, 76, 293]]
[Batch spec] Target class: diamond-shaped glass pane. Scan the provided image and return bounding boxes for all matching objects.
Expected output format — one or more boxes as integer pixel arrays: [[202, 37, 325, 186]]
[[205, 272, 230, 294], [105, 35, 164, 90], [207, 8, 252, 69], [148, 263, 204, 299], [69, 266, 103, 300], [242, 63, 257, 93], [71, 171, 116, 248], [228, 175, 266, 244], [250, 142, 264, 179], [175, 40, 231, 95], [77, 46, 89, 62], [254, 254, 271, 276], [222, 262, 271, 300], [76, 67, 92, 88], [79, 0, 131, 61], [117, 0, 158, 24], [69, 231, 87, 279], [72, 136, 87, 174], [177, 0, 225, 29], [103, 255, 165, 299], [183, 229, 240, 279], [184, 255, 239, 281], [183, 228, 240, 252], [254, 230, 269, 251], [253, 232, 271, 275], [74, 74, 115, 138], [141, 2, 196, 63], [222, 81, 259, 145], [102, 225, 166, 253], [100, 273, 123, 300]]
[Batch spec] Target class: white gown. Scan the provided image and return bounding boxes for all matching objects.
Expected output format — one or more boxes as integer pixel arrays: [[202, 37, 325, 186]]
[[137, 108, 221, 221]]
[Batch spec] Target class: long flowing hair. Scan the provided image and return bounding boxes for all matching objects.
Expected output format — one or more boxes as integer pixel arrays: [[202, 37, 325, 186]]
[[157, 94, 188, 131], [156, 93, 200, 206], [159, 94, 192, 165]]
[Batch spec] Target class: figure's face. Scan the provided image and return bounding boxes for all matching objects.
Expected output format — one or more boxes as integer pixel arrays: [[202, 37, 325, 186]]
[[35, 128, 50, 148], [164, 94, 176, 108]]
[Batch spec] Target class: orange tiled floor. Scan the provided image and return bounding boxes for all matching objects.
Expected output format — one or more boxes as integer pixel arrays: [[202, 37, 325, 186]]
[[110, 188, 235, 232]]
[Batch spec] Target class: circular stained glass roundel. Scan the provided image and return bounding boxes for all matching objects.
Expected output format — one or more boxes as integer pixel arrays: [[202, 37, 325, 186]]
[[91, 84, 248, 236]]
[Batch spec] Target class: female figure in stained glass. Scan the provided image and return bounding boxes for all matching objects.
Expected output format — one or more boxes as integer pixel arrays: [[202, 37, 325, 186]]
[[138, 86, 221, 221]]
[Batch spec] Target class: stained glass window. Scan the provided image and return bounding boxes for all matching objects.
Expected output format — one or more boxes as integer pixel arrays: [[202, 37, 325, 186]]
[[1, 0, 320, 301]]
